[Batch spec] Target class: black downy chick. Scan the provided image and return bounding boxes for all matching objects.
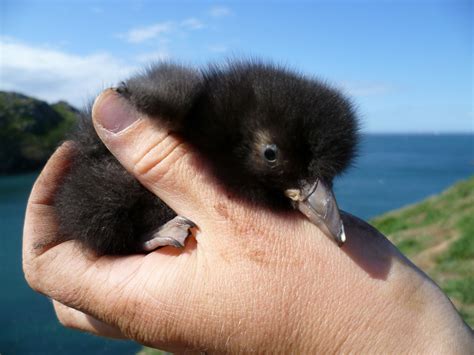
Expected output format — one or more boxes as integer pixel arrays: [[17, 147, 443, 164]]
[[54, 60, 359, 255]]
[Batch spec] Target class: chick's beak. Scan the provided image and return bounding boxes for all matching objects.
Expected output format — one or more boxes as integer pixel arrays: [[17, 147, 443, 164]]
[[285, 180, 346, 245]]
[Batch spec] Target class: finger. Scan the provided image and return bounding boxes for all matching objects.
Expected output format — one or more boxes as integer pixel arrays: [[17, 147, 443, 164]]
[[22, 142, 100, 298], [91, 89, 238, 225], [53, 300, 126, 339], [23, 141, 74, 260]]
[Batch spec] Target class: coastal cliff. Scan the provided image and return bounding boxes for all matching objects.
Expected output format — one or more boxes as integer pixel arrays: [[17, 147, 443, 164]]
[[0, 91, 78, 174]]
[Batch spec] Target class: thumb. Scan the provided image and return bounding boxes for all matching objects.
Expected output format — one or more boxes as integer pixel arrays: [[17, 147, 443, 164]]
[[91, 89, 308, 251], [92, 88, 218, 224]]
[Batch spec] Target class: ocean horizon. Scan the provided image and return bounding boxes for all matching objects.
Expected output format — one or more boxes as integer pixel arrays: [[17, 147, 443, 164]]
[[1, 133, 473, 354]]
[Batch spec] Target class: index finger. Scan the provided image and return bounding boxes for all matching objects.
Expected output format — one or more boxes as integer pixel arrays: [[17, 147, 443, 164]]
[[22, 141, 74, 258]]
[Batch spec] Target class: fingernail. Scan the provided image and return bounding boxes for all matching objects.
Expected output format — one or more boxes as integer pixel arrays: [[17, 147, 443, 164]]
[[92, 89, 139, 133]]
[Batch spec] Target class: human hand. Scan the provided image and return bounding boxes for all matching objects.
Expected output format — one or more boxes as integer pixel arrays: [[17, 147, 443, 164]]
[[23, 89, 473, 353]]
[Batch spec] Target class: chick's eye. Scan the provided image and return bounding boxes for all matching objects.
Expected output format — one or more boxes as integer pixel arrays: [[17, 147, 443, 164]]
[[263, 144, 278, 162]]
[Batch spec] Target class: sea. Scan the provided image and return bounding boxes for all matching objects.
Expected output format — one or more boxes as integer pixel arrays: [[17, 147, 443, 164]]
[[1, 134, 473, 354]]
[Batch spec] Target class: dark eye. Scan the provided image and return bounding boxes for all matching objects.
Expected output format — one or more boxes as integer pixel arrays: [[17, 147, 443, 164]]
[[263, 144, 278, 163]]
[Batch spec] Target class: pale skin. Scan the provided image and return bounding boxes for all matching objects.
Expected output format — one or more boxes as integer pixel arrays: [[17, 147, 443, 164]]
[[23, 90, 473, 353]]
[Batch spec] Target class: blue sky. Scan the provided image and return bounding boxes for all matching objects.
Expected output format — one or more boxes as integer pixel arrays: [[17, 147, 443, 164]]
[[1, 0, 472, 133]]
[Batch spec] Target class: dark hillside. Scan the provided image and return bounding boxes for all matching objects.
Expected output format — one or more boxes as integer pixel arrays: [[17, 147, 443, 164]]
[[0, 91, 78, 174]]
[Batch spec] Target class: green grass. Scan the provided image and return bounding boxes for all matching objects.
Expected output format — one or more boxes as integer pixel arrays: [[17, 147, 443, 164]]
[[396, 238, 424, 254], [371, 215, 411, 235], [443, 277, 474, 304], [439, 215, 474, 261], [372, 176, 474, 328]]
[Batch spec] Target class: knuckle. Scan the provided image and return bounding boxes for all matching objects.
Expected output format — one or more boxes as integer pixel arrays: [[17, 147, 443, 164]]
[[56, 310, 75, 329], [23, 259, 42, 292], [23, 269, 38, 291], [53, 301, 74, 328], [132, 133, 188, 182]]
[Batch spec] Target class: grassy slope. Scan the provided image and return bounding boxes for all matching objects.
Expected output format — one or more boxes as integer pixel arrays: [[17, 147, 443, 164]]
[[371, 176, 474, 327], [140, 177, 474, 353]]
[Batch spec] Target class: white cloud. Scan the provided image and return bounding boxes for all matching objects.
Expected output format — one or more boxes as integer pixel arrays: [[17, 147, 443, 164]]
[[209, 6, 232, 17], [119, 21, 174, 44], [181, 18, 205, 30], [118, 17, 206, 44], [0, 38, 137, 107]]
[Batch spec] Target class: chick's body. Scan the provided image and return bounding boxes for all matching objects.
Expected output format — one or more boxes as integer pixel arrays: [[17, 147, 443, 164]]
[[54, 61, 358, 255]]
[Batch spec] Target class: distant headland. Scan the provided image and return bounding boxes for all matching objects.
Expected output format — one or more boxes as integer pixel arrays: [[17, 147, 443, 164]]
[[0, 91, 79, 175]]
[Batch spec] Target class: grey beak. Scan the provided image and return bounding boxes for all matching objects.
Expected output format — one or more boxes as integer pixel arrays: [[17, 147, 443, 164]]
[[285, 180, 346, 245]]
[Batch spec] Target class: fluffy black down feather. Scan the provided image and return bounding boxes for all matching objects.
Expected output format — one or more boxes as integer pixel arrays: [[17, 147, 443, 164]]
[[54, 60, 359, 255]]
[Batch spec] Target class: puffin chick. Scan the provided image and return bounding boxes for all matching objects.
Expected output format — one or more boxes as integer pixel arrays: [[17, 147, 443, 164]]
[[54, 60, 359, 255]]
